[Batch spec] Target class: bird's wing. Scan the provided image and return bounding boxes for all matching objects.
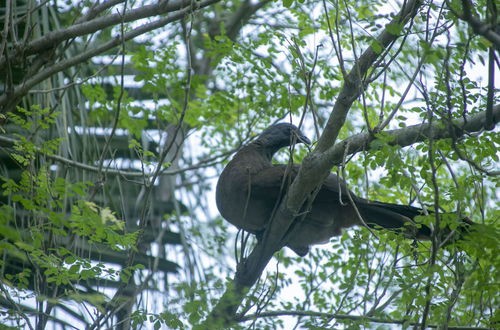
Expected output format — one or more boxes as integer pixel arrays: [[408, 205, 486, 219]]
[[249, 164, 357, 205], [248, 164, 297, 195]]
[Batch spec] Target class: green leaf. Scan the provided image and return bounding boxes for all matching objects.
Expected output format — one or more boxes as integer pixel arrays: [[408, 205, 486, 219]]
[[386, 22, 403, 35], [370, 39, 383, 54]]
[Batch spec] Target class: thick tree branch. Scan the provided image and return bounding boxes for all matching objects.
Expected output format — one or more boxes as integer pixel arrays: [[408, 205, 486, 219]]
[[197, 0, 272, 77], [237, 310, 490, 329], [0, 0, 220, 113], [316, 0, 422, 152], [225, 0, 272, 40], [447, 0, 500, 51], [0, 0, 214, 69], [75, 0, 126, 24], [201, 103, 499, 327], [0, 135, 235, 177], [200, 0, 424, 326], [201, 0, 500, 324], [201, 104, 499, 326], [462, 16, 500, 51], [255, 0, 423, 286], [327, 104, 500, 167]]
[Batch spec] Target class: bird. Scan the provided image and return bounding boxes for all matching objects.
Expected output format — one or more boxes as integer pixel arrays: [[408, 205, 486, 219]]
[[216, 122, 471, 256]]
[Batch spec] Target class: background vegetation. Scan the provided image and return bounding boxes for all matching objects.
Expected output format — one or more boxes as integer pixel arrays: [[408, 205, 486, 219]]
[[0, 0, 499, 328]]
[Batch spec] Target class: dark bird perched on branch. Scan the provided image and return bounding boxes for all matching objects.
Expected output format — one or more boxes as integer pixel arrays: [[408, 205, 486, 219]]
[[216, 123, 472, 256]]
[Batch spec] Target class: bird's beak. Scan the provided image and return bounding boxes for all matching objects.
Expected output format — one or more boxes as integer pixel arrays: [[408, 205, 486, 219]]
[[297, 132, 311, 145]]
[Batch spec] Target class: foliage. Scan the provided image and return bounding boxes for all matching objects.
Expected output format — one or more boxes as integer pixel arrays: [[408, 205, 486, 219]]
[[0, 0, 499, 328]]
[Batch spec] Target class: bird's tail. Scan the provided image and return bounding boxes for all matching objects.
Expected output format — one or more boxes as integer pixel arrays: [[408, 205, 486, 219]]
[[355, 201, 432, 239], [356, 200, 475, 244]]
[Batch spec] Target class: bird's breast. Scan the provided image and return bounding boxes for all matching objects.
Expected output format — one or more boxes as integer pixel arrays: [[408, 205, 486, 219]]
[[216, 164, 272, 233]]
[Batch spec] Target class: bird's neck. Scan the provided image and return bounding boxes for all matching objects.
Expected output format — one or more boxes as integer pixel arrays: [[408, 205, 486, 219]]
[[252, 142, 278, 161], [235, 142, 276, 165]]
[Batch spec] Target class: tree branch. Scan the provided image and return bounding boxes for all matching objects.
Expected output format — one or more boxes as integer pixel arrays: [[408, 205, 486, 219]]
[[256, 0, 426, 286], [199, 0, 425, 326], [237, 310, 490, 329], [0, 0, 221, 112], [327, 104, 500, 166], [0, 0, 217, 69], [447, 0, 500, 51], [0, 134, 234, 177], [225, 0, 272, 40], [201, 0, 500, 324], [200, 103, 499, 326], [75, 0, 126, 24], [316, 0, 422, 152]]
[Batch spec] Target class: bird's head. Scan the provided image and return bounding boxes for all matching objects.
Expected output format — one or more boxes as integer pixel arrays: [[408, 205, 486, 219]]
[[256, 122, 311, 156]]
